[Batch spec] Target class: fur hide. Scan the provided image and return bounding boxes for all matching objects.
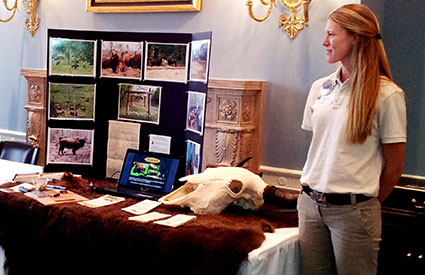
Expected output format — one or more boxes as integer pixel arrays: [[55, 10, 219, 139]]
[[0, 173, 297, 275]]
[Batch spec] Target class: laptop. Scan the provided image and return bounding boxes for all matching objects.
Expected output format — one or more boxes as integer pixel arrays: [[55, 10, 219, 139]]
[[91, 149, 180, 200]]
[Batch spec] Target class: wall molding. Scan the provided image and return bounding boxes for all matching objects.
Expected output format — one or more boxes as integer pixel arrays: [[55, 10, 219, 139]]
[[260, 165, 425, 191], [260, 165, 302, 191], [0, 129, 26, 142]]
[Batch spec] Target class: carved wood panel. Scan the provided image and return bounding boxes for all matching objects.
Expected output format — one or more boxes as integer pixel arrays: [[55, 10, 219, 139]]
[[21, 68, 47, 166], [202, 79, 266, 172]]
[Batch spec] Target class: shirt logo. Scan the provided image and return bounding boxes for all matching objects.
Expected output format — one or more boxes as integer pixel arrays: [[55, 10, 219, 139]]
[[320, 79, 335, 95], [317, 79, 336, 102]]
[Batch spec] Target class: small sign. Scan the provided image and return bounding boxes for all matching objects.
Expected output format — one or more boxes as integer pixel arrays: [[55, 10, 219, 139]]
[[149, 134, 171, 155]]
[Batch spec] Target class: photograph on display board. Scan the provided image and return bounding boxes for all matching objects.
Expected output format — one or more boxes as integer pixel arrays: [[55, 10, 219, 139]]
[[46, 128, 94, 165], [118, 83, 162, 124], [49, 37, 96, 77], [100, 40, 143, 79], [186, 91, 206, 135], [189, 39, 210, 83], [185, 140, 200, 175], [48, 82, 96, 120], [144, 42, 189, 83]]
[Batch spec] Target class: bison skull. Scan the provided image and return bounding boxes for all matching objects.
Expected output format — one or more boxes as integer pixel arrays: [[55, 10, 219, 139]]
[[159, 167, 267, 214]]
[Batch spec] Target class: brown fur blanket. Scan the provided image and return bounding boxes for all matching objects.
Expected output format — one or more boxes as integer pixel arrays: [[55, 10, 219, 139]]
[[0, 174, 297, 275]]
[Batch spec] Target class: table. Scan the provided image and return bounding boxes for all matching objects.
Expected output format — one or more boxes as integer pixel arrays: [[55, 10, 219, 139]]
[[0, 159, 43, 184], [0, 171, 299, 275], [237, 227, 300, 275], [0, 228, 300, 275]]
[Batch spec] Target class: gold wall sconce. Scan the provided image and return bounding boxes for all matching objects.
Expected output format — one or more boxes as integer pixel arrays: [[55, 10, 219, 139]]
[[0, 0, 40, 36], [246, 0, 312, 39]]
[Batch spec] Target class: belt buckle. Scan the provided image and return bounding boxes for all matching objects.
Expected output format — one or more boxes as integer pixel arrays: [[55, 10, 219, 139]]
[[310, 190, 328, 207]]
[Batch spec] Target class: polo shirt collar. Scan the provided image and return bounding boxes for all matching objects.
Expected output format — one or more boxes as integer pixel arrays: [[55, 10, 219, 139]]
[[333, 65, 350, 86]]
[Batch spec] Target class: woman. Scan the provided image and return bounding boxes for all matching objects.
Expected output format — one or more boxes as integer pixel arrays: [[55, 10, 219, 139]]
[[298, 4, 406, 275]]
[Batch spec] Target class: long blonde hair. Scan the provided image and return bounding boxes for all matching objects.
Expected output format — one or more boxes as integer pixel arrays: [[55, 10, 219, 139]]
[[329, 4, 393, 144]]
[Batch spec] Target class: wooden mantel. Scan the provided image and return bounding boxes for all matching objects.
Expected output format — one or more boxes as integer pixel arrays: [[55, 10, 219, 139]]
[[21, 68, 47, 166], [203, 78, 266, 171], [21, 68, 266, 171]]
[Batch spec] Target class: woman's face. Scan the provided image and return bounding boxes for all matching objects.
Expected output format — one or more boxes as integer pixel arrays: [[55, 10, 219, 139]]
[[322, 19, 355, 67]]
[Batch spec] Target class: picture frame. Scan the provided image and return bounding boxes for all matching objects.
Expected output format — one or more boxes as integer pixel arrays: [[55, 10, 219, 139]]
[[48, 82, 96, 121], [118, 83, 162, 124], [86, 0, 202, 13], [189, 39, 210, 83], [46, 128, 94, 165], [49, 37, 96, 77], [100, 40, 143, 80], [185, 139, 200, 175], [144, 42, 189, 83], [186, 91, 206, 135]]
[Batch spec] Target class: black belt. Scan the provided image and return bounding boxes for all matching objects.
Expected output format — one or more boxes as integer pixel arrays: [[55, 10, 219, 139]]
[[302, 185, 372, 206]]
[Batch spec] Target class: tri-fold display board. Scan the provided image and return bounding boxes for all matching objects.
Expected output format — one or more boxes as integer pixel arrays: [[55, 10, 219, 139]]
[[44, 29, 212, 179]]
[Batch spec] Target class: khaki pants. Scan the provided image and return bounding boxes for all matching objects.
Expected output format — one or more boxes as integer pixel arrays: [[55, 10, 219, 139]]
[[297, 191, 381, 275]]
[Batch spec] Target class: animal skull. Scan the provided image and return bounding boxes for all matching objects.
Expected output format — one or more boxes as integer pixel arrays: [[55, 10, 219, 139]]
[[159, 167, 268, 214]]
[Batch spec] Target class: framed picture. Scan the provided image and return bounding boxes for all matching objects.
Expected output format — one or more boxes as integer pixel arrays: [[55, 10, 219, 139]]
[[86, 0, 202, 13], [100, 40, 143, 80], [47, 128, 94, 165], [49, 37, 96, 77], [189, 39, 210, 83], [48, 83, 96, 121], [186, 91, 206, 135], [144, 42, 189, 83], [185, 140, 200, 175], [118, 83, 162, 124]]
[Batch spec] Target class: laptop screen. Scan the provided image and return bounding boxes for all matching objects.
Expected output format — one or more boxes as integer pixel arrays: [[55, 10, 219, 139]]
[[118, 149, 180, 194]]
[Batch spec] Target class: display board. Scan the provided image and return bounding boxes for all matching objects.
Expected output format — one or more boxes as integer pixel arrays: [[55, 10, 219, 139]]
[[44, 29, 212, 179]]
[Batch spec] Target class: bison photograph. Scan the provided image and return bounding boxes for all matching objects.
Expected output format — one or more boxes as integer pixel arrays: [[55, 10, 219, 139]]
[[49, 37, 96, 77], [48, 83, 95, 120], [144, 42, 189, 83], [47, 128, 94, 165], [101, 41, 143, 79]]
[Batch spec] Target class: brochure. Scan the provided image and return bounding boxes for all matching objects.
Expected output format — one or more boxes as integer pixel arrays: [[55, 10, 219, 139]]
[[122, 199, 161, 215], [154, 214, 196, 227], [129, 212, 171, 223], [78, 194, 125, 208]]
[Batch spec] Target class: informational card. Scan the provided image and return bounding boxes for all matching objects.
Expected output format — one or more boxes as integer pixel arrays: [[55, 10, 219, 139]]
[[129, 212, 171, 223], [78, 194, 125, 208], [106, 120, 140, 179], [154, 214, 196, 227], [121, 199, 162, 215], [149, 134, 171, 155]]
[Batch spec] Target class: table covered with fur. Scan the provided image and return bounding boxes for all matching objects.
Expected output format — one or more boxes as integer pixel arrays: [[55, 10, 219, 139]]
[[0, 173, 298, 275]]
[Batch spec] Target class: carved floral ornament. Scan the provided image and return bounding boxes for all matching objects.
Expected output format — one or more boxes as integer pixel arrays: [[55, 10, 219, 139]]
[[218, 99, 238, 122], [30, 84, 41, 102], [246, 0, 312, 39]]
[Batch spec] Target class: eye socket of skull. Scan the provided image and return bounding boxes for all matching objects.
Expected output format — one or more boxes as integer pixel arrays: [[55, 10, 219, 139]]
[[228, 180, 243, 194]]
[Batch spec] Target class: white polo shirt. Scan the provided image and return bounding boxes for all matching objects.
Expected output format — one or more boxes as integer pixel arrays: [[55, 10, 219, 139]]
[[300, 68, 407, 197]]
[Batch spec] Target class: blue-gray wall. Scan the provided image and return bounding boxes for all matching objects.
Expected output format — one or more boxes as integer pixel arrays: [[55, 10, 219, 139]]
[[2, 0, 424, 177], [364, 0, 425, 175]]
